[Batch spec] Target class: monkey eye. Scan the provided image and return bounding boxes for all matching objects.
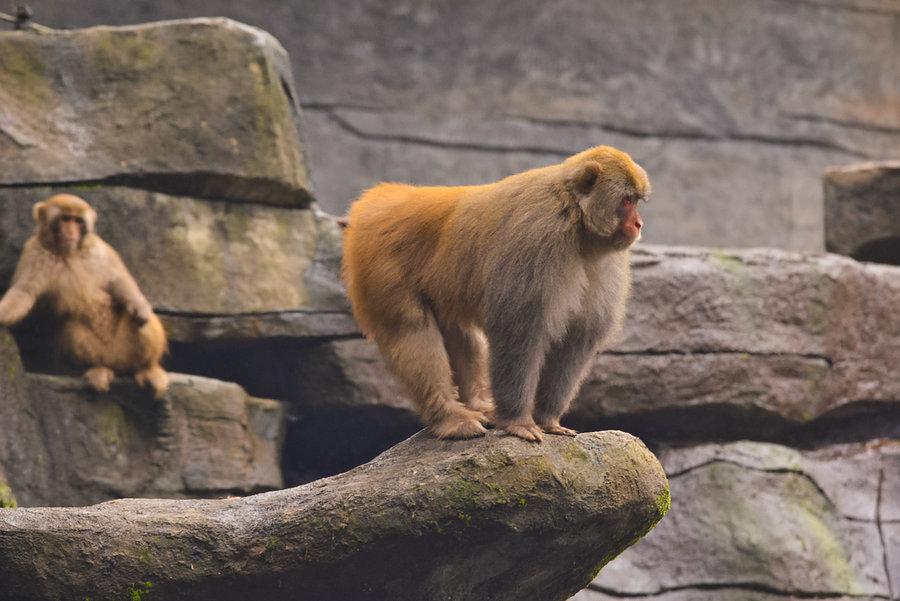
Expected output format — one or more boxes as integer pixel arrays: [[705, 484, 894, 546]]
[[60, 215, 84, 224]]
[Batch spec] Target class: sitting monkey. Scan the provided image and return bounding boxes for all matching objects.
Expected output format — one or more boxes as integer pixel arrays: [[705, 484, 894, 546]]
[[0, 194, 169, 398]]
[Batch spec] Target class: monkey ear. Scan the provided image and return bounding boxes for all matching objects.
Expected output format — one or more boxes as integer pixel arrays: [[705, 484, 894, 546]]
[[84, 206, 98, 232], [32, 201, 49, 224], [574, 161, 601, 196]]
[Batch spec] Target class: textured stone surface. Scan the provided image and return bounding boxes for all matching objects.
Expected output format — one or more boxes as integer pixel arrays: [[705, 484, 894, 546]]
[[0, 329, 48, 506], [23, 0, 900, 251], [824, 161, 900, 264], [568, 246, 900, 431], [0, 18, 311, 206], [0, 187, 352, 340], [0, 332, 287, 507], [0, 430, 669, 601], [576, 441, 899, 601], [256, 245, 900, 439]]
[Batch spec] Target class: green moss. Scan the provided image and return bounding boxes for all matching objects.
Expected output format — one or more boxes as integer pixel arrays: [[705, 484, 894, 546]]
[[58, 183, 104, 191], [656, 487, 671, 519], [94, 31, 160, 72], [561, 441, 591, 463], [0, 45, 51, 104], [123, 581, 151, 601], [0, 482, 18, 508]]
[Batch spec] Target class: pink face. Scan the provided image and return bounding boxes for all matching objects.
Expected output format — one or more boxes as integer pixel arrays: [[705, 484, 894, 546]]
[[58, 214, 85, 252], [615, 197, 643, 248]]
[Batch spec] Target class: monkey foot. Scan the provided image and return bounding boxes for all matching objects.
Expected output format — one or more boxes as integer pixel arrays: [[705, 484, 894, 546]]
[[135, 365, 169, 399], [85, 366, 114, 392], [430, 412, 488, 439], [464, 390, 495, 415], [500, 422, 544, 443], [541, 424, 578, 437]]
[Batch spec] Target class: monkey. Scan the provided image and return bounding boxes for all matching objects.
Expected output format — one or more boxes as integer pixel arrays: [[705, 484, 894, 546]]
[[0, 194, 169, 398], [342, 146, 649, 441]]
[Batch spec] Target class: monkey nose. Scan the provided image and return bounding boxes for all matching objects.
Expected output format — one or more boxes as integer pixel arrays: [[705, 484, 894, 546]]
[[635, 218, 643, 230]]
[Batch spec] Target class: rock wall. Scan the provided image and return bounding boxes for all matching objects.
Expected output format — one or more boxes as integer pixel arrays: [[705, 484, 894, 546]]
[[0, 329, 286, 507], [26, 0, 900, 252], [1, 11, 899, 601], [0, 19, 323, 505]]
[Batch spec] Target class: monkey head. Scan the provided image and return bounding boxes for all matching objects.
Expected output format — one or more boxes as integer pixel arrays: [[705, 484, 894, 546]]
[[34, 194, 98, 256], [568, 146, 649, 249]]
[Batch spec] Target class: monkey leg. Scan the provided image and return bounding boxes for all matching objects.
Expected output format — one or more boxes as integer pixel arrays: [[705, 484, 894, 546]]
[[485, 317, 549, 443], [125, 316, 169, 399], [135, 364, 169, 399], [380, 314, 488, 440], [85, 366, 115, 392], [62, 320, 118, 378], [442, 325, 495, 422], [533, 323, 599, 437]]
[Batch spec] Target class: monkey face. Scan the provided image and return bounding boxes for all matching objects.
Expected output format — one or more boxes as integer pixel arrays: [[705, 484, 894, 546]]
[[34, 194, 97, 256], [56, 214, 86, 253], [612, 196, 643, 249], [570, 149, 649, 248]]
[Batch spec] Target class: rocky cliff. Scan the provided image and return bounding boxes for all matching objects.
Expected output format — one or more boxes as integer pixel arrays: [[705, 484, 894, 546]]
[[1, 10, 898, 601]]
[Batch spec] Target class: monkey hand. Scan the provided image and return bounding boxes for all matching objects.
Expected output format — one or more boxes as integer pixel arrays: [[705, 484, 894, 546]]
[[128, 303, 153, 326], [0, 288, 36, 325]]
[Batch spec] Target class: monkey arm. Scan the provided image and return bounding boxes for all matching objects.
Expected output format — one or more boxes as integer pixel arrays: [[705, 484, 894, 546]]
[[0, 241, 48, 325], [0, 286, 37, 325], [99, 243, 154, 325], [107, 275, 153, 325]]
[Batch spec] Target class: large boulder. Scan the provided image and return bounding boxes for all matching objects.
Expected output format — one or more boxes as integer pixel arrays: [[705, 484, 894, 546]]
[[0, 430, 669, 601], [0, 329, 48, 506], [23, 1, 900, 251], [0, 18, 311, 207], [0, 329, 287, 507], [574, 440, 899, 600], [824, 161, 900, 265], [568, 245, 900, 439], [278, 246, 900, 442], [0, 187, 351, 342], [286, 0, 898, 252]]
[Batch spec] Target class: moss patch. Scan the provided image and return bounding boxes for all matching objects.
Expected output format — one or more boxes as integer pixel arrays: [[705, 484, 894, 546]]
[[0, 482, 18, 508]]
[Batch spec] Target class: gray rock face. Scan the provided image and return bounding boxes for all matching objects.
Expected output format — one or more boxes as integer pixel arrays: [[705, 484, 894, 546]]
[[0, 18, 311, 207], [569, 245, 900, 434], [825, 161, 900, 265], [0, 332, 286, 507], [22, 0, 900, 251], [0, 187, 350, 338], [277, 245, 900, 442], [0, 430, 669, 601], [574, 440, 900, 601]]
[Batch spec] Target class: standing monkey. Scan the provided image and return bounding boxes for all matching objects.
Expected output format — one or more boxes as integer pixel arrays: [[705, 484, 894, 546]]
[[0, 194, 169, 398], [342, 146, 649, 441]]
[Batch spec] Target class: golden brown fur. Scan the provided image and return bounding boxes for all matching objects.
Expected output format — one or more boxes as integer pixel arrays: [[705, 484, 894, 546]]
[[342, 146, 650, 441], [0, 194, 169, 398]]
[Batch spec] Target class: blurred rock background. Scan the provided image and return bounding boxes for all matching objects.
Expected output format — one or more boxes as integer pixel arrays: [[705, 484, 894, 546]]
[[0, 3, 898, 599]]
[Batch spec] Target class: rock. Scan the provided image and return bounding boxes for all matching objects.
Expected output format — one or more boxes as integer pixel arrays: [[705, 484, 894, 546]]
[[241, 245, 900, 443], [0, 330, 287, 507], [824, 161, 900, 265], [0, 430, 669, 601], [566, 245, 900, 440], [576, 440, 898, 600], [0, 328, 50, 506], [302, 108, 851, 252], [24, 1, 900, 251], [287, 0, 898, 252], [0, 18, 311, 207], [0, 187, 353, 342]]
